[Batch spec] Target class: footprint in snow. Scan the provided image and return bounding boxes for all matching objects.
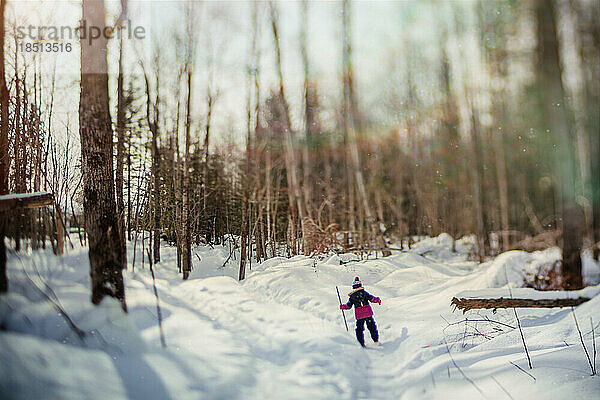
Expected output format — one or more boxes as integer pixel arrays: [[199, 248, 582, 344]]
[[298, 297, 310, 306]]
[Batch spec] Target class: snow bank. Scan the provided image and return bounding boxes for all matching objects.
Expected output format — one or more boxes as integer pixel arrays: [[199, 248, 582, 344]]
[[1, 236, 599, 400], [409, 233, 475, 262]]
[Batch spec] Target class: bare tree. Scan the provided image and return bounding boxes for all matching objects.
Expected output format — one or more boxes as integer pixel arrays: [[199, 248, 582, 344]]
[[477, 1, 511, 251], [270, 1, 308, 253], [536, 0, 583, 288], [0, 0, 9, 293], [240, 2, 259, 280], [342, 0, 388, 254], [79, 0, 126, 309], [438, 45, 462, 251], [115, 0, 127, 265], [469, 104, 489, 262], [300, 0, 313, 220], [141, 50, 162, 264], [181, 5, 195, 280]]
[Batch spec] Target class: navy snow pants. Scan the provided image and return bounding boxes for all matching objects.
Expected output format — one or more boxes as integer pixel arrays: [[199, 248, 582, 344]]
[[356, 317, 378, 346]]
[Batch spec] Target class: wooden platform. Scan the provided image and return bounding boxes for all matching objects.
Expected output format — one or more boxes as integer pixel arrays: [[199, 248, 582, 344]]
[[0, 192, 54, 212]]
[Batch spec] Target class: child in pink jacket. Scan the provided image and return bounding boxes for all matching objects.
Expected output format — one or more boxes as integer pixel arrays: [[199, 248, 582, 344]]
[[340, 276, 381, 347]]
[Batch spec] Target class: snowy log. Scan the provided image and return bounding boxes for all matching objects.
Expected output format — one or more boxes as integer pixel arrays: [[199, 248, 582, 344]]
[[451, 296, 590, 313], [345, 247, 404, 252], [0, 192, 54, 212]]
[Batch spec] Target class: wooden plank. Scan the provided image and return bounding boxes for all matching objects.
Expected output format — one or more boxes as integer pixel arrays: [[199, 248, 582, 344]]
[[451, 296, 590, 313], [0, 192, 54, 212], [345, 247, 405, 252]]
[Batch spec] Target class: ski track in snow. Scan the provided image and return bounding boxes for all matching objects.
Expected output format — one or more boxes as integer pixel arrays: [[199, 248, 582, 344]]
[[1, 233, 600, 399]]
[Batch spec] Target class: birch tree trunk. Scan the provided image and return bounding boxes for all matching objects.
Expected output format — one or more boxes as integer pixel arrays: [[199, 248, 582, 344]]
[[469, 105, 488, 263], [173, 67, 182, 272], [342, 0, 387, 254], [152, 98, 160, 265], [439, 48, 461, 248], [240, 2, 259, 280], [494, 123, 510, 251], [300, 0, 312, 220], [80, 0, 126, 309], [238, 68, 251, 280], [115, 31, 127, 264], [182, 67, 192, 280], [270, 1, 307, 253], [141, 59, 161, 264], [477, 2, 510, 252], [342, 1, 355, 246], [203, 74, 218, 243]]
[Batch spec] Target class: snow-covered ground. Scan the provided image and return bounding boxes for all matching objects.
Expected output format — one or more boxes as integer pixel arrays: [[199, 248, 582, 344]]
[[1, 233, 599, 399]]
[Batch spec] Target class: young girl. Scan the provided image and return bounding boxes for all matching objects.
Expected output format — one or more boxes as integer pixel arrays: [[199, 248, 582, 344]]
[[340, 276, 381, 347]]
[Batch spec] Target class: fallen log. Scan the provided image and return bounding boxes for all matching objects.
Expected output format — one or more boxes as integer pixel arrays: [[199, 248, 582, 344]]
[[509, 230, 560, 252], [0, 192, 54, 212], [451, 296, 590, 313]]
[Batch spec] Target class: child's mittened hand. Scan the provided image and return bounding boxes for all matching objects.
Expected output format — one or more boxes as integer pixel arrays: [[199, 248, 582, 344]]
[[372, 297, 381, 304], [340, 304, 351, 310]]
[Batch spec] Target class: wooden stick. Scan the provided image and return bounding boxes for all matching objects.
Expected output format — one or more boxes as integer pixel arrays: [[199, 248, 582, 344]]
[[592, 317, 597, 375], [508, 360, 536, 382], [503, 266, 532, 370], [572, 307, 594, 375], [513, 306, 532, 369]]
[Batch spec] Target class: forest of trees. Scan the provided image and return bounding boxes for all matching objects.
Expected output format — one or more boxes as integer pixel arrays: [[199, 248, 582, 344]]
[[0, 0, 598, 303]]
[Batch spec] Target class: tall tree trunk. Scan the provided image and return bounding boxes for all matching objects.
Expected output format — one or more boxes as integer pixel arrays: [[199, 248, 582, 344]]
[[142, 63, 161, 264], [240, 2, 259, 279], [469, 105, 488, 263], [152, 116, 160, 265], [324, 151, 334, 226], [494, 127, 510, 251], [203, 85, 215, 242], [593, 132, 600, 260], [272, 169, 282, 256], [127, 152, 131, 241], [265, 146, 272, 256], [342, 1, 355, 246], [0, 0, 9, 293], [270, 1, 307, 253], [239, 105, 250, 280], [115, 31, 127, 265], [439, 47, 461, 245], [173, 68, 183, 272], [151, 108, 160, 263], [182, 67, 192, 280], [80, 0, 126, 310], [480, 5, 511, 252], [300, 0, 312, 220], [342, 0, 387, 254], [568, 0, 600, 260], [536, 0, 583, 288]]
